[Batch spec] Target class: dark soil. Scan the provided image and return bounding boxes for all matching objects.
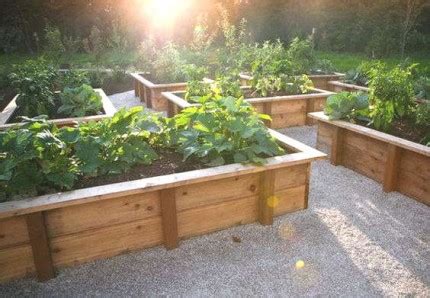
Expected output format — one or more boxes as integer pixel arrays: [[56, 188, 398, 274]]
[[139, 73, 185, 85], [242, 89, 307, 99], [75, 150, 206, 190], [8, 95, 104, 123], [102, 77, 134, 95], [357, 118, 428, 144], [0, 87, 16, 111]]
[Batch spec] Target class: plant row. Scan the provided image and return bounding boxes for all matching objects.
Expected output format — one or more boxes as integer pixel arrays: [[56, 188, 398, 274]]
[[325, 64, 430, 146], [0, 96, 284, 202]]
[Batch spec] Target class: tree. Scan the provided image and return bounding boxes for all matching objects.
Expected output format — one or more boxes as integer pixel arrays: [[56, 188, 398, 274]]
[[400, 0, 428, 57]]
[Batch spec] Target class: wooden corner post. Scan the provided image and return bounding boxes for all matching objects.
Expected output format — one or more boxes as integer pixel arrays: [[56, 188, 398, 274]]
[[330, 126, 344, 166], [383, 144, 401, 192], [26, 212, 55, 282], [160, 189, 179, 250], [263, 102, 273, 128], [258, 170, 276, 226]]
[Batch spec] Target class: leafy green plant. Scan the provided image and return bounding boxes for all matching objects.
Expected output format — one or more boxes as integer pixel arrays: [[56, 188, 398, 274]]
[[184, 64, 210, 101], [43, 22, 65, 60], [415, 101, 430, 126], [252, 74, 313, 97], [72, 108, 159, 177], [170, 95, 284, 166], [344, 61, 381, 87], [212, 75, 243, 98], [9, 58, 58, 117], [324, 92, 370, 121], [368, 65, 415, 131], [58, 84, 103, 117], [312, 59, 335, 75], [0, 107, 161, 201], [137, 37, 157, 71], [286, 37, 315, 75], [0, 119, 78, 201], [152, 43, 186, 83], [414, 76, 430, 100], [58, 69, 91, 89]]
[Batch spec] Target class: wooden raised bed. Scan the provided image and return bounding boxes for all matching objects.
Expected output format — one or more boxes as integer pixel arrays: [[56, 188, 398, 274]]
[[163, 88, 335, 128], [309, 111, 430, 206], [239, 73, 345, 90], [0, 89, 116, 130], [0, 130, 326, 283], [130, 72, 187, 111], [328, 81, 369, 93]]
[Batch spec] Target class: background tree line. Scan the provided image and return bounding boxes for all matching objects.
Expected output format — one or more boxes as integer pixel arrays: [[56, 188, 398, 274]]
[[1, 0, 429, 58]]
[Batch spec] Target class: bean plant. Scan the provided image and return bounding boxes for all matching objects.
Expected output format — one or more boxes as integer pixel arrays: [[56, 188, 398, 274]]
[[170, 95, 284, 166]]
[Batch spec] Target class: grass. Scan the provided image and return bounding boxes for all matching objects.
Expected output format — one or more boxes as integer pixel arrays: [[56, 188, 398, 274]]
[[316, 51, 430, 75], [1, 50, 430, 75]]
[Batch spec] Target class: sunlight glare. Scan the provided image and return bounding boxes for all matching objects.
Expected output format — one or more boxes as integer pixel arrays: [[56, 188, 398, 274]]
[[144, 0, 192, 28]]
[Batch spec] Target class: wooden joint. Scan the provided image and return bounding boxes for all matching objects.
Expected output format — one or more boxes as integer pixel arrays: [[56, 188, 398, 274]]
[[383, 144, 401, 193], [138, 84, 145, 103], [167, 101, 175, 118], [26, 212, 55, 282], [330, 126, 344, 166], [160, 189, 179, 250], [134, 79, 139, 97], [304, 164, 311, 209], [258, 170, 276, 226], [305, 98, 316, 125], [263, 102, 272, 128]]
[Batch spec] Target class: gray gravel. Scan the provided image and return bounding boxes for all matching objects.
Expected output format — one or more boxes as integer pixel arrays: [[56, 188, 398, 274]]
[[1, 112, 429, 296], [108, 90, 166, 116]]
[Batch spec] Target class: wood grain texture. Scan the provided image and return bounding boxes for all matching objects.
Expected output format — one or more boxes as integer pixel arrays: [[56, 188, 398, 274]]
[[50, 216, 163, 267], [259, 171, 276, 225], [45, 192, 160, 238], [274, 185, 307, 216], [0, 216, 29, 249], [330, 126, 344, 166], [26, 212, 55, 281], [178, 196, 258, 238], [0, 244, 35, 283], [160, 189, 178, 250], [383, 144, 402, 192]]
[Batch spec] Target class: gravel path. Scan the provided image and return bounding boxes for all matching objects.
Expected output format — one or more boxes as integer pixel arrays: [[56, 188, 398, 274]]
[[1, 97, 429, 296]]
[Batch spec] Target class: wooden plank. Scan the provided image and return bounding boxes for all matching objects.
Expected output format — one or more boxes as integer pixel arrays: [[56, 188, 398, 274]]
[[331, 126, 344, 166], [263, 102, 272, 128], [309, 112, 430, 157], [0, 130, 325, 220], [383, 144, 402, 192], [316, 121, 335, 153], [160, 189, 178, 250], [270, 100, 305, 114], [0, 244, 35, 283], [274, 164, 308, 191], [271, 112, 306, 128], [26, 212, 55, 281], [50, 216, 163, 267], [0, 216, 29, 249], [134, 78, 139, 97], [175, 174, 259, 211], [46, 192, 160, 238], [274, 185, 307, 216], [397, 150, 430, 205], [342, 143, 386, 183], [178, 196, 258, 238], [258, 171, 276, 225]]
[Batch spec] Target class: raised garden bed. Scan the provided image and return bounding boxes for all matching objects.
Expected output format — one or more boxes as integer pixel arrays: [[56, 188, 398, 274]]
[[239, 73, 345, 90], [0, 130, 325, 283], [163, 87, 335, 128], [309, 111, 429, 206], [130, 72, 187, 111], [328, 81, 369, 93], [0, 89, 116, 130]]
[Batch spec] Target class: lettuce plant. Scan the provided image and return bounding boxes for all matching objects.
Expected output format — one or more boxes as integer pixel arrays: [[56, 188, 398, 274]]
[[324, 92, 370, 121], [58, 84, 103, 117]]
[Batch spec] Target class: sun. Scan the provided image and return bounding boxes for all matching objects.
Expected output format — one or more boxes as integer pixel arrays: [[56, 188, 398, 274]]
[[144, 0, 192, 28]]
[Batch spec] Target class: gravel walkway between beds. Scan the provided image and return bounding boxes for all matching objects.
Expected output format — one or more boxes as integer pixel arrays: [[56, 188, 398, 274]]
[[1, 104, 429, 296]]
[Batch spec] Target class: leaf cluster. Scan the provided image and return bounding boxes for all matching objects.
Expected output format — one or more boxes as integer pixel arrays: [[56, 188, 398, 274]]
[[0, 107, 161, 201], [324, 92, 370, 121], [170, 96, 284, 166], [58, 84, 103, 117]]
